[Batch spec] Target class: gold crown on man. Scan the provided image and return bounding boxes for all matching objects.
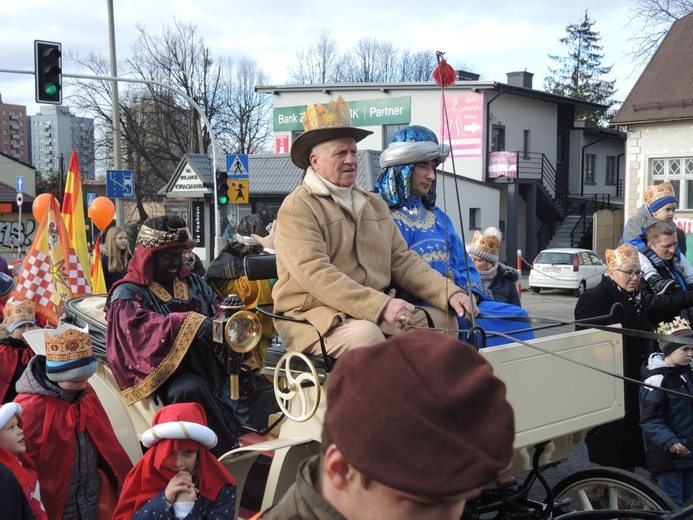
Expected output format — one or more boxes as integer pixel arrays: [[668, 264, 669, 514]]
[[44, 326, 93, 362], [3, 299, 35, 326], [301, 96, 353, 131]]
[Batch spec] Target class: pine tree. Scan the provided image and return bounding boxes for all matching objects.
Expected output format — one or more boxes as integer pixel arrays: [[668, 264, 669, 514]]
[[545, 10, 617, 126]]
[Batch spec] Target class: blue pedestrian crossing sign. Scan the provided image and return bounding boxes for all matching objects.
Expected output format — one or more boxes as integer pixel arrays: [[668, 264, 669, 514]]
[[226, 154, 249, 179], [87, 193, 97, 206]]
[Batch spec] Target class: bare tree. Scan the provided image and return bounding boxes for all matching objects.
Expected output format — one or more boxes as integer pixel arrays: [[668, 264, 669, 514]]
[[219, 57, 272, 154], [288, 30, 345, 84], [628, 0, 693, 65], [397, 50, 437, 81]]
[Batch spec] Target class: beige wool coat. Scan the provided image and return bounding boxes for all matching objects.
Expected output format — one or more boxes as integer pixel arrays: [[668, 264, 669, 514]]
[[273, 168, 462, 352]]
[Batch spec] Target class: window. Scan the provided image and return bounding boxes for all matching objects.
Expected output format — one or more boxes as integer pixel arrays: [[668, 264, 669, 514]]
[[523, 130, 530, 159], [469, 208, 481, 230], [584, 154, 596, 184], [649, 157, 693, 209], [491, 125, 505, 152], [606, 156, 616, 185], [384, 124, 407, 148]]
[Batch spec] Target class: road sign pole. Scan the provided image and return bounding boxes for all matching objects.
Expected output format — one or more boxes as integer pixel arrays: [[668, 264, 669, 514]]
[[17, 203, 22, 259]]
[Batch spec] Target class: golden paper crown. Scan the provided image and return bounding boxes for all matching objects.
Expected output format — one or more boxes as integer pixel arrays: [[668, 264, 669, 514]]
[[301, 96, 353, 132], [137, 225, 192, 249], [656, 317, 692, 335], [644, 181, 676, 208], [3, 299, 35, 326], [605, 243, 640, 268], [468, 228, 501, 262], [44, 324, 93, 363]]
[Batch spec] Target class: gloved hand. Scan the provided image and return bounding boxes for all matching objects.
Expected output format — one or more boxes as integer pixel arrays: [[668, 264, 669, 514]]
[[194, 317, 216, 350], [644, 248, 665, 268]]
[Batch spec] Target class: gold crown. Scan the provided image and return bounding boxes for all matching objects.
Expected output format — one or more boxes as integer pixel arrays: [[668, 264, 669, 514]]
[[644, 181, 676, 208], [137, 225, 191, 249], [469, 229, 501, 259], [301, 96, 353, 132], [3, 299, 35, 326], [44, 325, 93, 363], [656, 317, 692, 335], [605, 243, 639, 268]]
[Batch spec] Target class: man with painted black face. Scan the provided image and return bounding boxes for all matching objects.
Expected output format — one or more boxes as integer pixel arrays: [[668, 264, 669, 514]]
[[105, 216, 277, 456]]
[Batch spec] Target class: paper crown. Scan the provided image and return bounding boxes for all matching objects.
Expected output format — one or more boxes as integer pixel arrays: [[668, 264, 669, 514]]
[[3, 299, 35, 327], [290, 96, 372, 169], [656, 316, 692, 335], [468, 228, 501, 264], [605, 243, 640, 268], [644, 181, 677, 211], [44, 323, 93, 363]]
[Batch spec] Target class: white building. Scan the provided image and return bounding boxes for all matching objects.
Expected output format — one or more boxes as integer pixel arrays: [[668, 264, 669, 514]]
[[28, 105, 95, 180]]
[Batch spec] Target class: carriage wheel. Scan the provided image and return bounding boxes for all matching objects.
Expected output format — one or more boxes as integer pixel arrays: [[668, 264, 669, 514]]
[[551, 467, 676, 514], [273, 352, 321, 423]]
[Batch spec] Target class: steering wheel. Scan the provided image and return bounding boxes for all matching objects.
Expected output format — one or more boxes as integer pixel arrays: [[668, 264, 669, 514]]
[[273, 352, 321, 422]]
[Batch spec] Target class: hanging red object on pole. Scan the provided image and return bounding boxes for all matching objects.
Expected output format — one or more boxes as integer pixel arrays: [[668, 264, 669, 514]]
[[433, 51, 456, 88]]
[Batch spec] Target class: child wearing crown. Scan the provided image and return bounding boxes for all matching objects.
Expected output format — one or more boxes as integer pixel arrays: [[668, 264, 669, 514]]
[[113, 403, 237, 520], [15, 323, 133, 520], [0, 299, 38, 403], [640, 317, 693, 506], [0, 402, 47, 519], [623, 181, 693, 295]]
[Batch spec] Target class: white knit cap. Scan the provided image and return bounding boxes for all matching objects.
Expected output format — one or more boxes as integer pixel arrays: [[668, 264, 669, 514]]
[[0, 402, 21, 430]]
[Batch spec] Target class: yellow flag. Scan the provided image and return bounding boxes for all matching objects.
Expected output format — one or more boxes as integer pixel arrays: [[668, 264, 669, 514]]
[[62, 150, 91, 286], [90, 234, 107, 295]]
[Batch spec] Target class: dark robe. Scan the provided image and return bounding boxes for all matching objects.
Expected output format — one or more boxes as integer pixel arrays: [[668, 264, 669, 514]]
[[0, 335, 34, 403], [575, 276, 653, 469]]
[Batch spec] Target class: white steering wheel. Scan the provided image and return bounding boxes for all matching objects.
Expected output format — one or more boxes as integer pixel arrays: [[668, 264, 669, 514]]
[[273, 352, 321, 422]]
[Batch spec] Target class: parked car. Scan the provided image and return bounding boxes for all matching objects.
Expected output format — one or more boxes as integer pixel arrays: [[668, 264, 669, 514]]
[[528, 248, 606, 296]]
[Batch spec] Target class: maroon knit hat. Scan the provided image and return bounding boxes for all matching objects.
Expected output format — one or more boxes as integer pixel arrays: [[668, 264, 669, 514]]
[[325, 329, 515, 497]]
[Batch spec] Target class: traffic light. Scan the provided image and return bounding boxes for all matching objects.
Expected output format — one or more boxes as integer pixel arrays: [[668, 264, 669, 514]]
[[216, 171, 229, 205], [34, 40, 62, 104]]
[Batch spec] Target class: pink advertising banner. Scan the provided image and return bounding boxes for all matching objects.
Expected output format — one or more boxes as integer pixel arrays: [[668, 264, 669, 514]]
[[488, 151, 518, 180], [440, 92, 484, 158]]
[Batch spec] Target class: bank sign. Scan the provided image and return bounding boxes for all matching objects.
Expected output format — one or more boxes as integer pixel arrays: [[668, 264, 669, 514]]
[[273, 97, 411, 131]]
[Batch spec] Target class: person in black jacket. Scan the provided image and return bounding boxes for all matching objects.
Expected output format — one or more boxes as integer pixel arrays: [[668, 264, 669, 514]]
[[640, 317, 693, 506], [467, 227, 522, 307]]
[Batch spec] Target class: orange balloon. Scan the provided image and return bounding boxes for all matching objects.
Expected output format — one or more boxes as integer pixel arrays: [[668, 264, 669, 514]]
[[32, 193, 52, 222], [88, 197, 116, 231]]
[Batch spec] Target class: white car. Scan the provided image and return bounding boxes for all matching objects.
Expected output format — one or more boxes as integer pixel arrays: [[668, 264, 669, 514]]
[[528, 248, 607, 297]]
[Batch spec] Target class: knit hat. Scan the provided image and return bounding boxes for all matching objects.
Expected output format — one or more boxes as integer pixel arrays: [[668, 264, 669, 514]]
[[290, 96, 373, 170], [325, 329, 515, 497], [44, 323, 97, 382], [645, 181, 678, 213], [0, 272, 15, 299], [0, 402, 21, 430], [656, 317, 693, 357], [3, 299, 36, 334], [468, 227, 502, 264], [605, 243, 640, 269]]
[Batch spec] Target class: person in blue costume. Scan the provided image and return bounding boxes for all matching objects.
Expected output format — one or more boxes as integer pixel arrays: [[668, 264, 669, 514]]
[[375, 125, 534, 347]]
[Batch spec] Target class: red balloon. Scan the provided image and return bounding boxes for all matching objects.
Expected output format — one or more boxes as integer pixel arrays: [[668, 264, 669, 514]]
[[32, 193, 52, 222], [88, 197, 116, 231]]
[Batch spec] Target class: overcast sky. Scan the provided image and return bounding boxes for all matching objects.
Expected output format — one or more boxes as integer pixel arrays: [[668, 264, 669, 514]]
[[0, 0, 652, 116]]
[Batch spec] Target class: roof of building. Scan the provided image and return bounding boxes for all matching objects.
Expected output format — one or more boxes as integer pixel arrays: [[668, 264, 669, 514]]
[[162, 151, 383, 197], [256, 80, 607, 112], [0, 180, 34, 204], [612, 12, 693, 125]]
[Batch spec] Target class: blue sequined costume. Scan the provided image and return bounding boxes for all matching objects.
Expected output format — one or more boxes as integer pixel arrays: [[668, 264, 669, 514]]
[[376, 125, 533, 347]]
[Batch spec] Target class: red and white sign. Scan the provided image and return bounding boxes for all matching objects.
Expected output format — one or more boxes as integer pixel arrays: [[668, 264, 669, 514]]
[[275, 135, 289, 154], [440, 93, 484, 158], [16, 192, 23, 207]]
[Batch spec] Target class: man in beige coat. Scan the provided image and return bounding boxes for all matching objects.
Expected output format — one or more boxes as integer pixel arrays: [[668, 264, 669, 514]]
[[273, 96, 475, 356]]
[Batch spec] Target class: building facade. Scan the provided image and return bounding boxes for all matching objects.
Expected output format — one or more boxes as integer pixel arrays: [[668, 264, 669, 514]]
[[28, 105, 95, 180], [0, 94, 29, 164]]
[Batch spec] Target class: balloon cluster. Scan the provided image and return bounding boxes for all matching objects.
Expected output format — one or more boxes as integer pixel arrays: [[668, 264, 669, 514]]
[[32, 194, 115, 232]]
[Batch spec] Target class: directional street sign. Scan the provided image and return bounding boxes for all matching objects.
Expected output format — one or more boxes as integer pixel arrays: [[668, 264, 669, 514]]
[[106, 170, 135, 199], [16, 176, 24, 193], [226, 154, 249, 179]]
